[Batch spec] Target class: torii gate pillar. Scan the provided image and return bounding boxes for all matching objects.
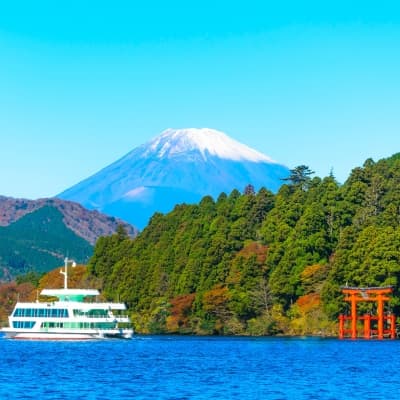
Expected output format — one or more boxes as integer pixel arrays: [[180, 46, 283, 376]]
[[338, 286, 396, 340]]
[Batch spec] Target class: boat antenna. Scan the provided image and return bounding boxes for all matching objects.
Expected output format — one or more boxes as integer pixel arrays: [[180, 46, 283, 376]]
[[60, 257, 77, 289]]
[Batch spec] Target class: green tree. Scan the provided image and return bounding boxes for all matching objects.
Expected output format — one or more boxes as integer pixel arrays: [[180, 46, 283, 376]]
[[282, 165, 315, 190]]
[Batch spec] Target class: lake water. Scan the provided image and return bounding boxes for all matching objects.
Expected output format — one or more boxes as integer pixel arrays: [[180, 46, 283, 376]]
[[0, 335, 399, 399]]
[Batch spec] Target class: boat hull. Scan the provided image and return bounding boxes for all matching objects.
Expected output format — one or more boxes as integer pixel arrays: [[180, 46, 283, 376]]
[[2, 328, 133, 341]]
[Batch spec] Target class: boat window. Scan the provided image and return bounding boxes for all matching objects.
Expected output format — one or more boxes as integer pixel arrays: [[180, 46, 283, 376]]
[[13, 309, 22, 317], [13, 321, 35, 329], [12, 308, 69, 318], [39, 321, 117, 330], [87, 309, 109, 317]]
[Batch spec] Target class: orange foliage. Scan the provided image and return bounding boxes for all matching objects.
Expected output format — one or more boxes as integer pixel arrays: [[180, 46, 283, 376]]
[[237, 242, 268, 264], [202, 285, 232, 326], [0, 265, 92, 326], [166, 293, 195, 332], [17, 283, 37, 302], [228, 243, 268, 285], [203, 286, 230, 312], [296, 293, 321, 314], [170, 293, 196, 316], [38, 265, 88, 290], [0, 281, 36, 325]]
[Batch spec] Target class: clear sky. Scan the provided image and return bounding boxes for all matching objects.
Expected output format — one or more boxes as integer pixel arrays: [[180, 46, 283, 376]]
[[1, 1, 400, 199]]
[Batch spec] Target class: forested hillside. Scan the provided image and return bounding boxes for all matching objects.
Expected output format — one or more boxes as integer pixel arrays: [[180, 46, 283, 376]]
[[0, 206, 93, 279], [87, 154, 400, 335], [0, 197, 137, 280], [0, 196, 137, 244]]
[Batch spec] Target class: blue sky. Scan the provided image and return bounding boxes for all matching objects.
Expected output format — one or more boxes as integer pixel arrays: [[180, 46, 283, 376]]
[[1, 1, 400, 199]]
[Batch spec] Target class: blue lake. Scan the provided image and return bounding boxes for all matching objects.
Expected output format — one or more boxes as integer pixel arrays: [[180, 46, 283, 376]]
[[0, 335, 399, 399]]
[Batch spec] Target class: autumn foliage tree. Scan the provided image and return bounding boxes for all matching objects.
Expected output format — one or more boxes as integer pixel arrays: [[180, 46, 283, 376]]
[[166, 293, 196, 333]]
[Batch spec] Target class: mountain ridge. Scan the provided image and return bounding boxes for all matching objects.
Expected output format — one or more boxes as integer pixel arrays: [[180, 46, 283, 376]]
[[58, 128, 290, 228], [0, 206, 93, 279], [0, 196, 137, 244], [0, 196, 137, 280]]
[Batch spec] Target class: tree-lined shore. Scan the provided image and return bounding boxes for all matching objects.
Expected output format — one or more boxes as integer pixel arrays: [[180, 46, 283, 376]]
[[3, 154, 400, 336]]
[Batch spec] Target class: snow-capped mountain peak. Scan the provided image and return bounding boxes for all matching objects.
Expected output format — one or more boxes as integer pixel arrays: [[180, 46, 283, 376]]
[[146, 128, 275, 163], [58, 127, 290, 229]]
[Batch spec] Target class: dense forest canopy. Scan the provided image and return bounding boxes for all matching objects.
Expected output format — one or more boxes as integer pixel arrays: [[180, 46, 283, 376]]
[[7, 154, 400, 336]]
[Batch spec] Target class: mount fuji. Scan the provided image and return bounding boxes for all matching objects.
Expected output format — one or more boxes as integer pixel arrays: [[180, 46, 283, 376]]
[[58, 128, 290, 229]]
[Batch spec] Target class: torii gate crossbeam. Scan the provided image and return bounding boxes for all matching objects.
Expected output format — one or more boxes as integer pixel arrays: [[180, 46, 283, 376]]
[[339, 286, 396, 340]]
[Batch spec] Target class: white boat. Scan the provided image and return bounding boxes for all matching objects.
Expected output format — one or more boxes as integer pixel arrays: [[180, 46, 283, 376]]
[[2, 258, 134, 340]]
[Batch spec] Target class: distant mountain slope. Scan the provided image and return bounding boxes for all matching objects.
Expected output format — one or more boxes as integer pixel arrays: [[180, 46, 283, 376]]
[[0, 196, 137, 244], [0, 196, 138, 280], [58, 128, 290, 228], [0, 206, 93, 279]]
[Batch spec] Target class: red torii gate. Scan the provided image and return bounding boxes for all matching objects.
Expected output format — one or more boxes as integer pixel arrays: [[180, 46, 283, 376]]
[[339, 286, 396, 340]]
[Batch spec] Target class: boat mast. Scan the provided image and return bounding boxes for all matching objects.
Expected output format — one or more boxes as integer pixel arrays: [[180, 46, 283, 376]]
[[60, 257, 76, 289]]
